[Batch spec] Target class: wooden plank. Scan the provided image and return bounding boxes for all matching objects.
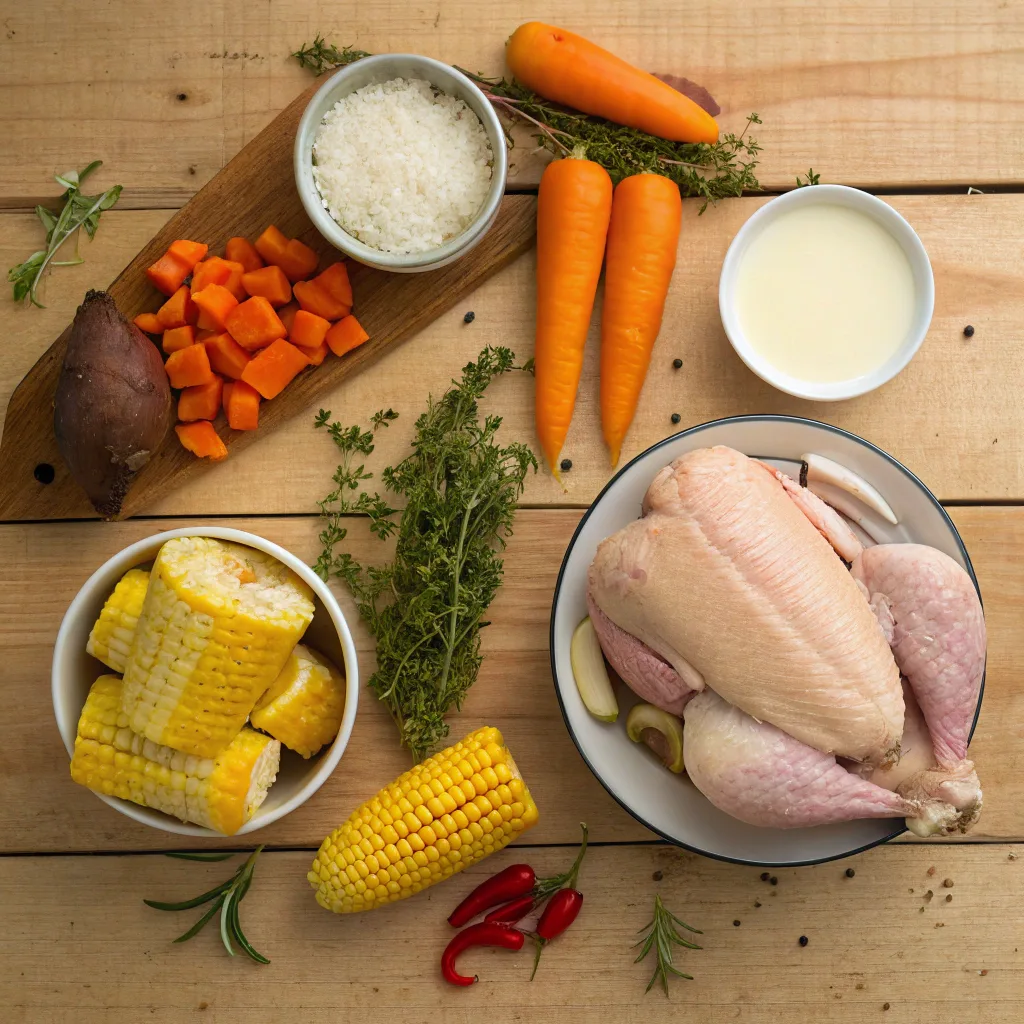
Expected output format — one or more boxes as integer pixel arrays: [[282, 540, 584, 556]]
[[0, 77, 537, 522], [0, 506, 1017, 853], [2, 1, 1023, 204], [1, 844, 1021, 1023], [5, 193, 1023, 514]]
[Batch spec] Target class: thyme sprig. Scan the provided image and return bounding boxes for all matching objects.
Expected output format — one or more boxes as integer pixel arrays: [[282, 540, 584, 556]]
[[634, 894, 703, 994], [314, 347, 536, 760], [291, 37, 761, 210], [144, 847, 269, 964]]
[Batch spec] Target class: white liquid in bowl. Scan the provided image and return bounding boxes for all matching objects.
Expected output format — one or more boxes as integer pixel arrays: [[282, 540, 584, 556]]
[[735, 203, 916, 385]]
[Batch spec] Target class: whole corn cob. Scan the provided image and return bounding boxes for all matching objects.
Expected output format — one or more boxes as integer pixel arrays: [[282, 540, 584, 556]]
[[250, 644, 346, 758], [121, 536, 314, 758], [71, 675, 281, 835], [86, 568, 150, 674], [309, 726, 539, 913]]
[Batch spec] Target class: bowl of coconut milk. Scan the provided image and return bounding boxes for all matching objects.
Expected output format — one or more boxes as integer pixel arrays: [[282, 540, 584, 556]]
[[719, 185, 934, 401]]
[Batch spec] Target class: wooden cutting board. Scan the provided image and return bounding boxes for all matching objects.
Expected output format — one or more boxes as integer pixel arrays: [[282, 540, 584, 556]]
[[0, 83, 537, 522]]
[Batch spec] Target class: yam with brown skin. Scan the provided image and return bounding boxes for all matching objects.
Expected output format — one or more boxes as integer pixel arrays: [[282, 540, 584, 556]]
[[54, 290, 172, 518]]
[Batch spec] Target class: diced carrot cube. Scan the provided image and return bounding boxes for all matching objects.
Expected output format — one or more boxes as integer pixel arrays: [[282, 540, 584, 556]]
[[240, 338, 310, 399], [241, 265, 292, 307], [289, 309, 331, 349], [165, 343, 215, 388], [277, 302, 299, 334], [225, 380, 261, 431], [203, 332, 251, 379], [314, 262, 353, 308], [292, 280, 350, 321], [133, 312, 163, 334], [191, 257, 247, 301], [325, 315, 370, 358], [292, 339, 329, 366], [178, 377, 224, 422], [192, 284, 240, 332], [168, 240, 209, 270], [162, 325, 195, 354], [226, 236, 265, 274], [157, 286, 198, 330], [225, 296, 287, 351], [175, 421, 227, 461], [253, 225, 290, 266], [146, 252, 191, 296], [278, 238, 319, 282]]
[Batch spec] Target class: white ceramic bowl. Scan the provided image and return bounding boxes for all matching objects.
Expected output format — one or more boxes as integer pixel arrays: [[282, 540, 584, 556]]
[[294, 53, 508, 273], [53, 527, 359, 837], [719, 185, 935, 401], [550, 415, 984, 866]]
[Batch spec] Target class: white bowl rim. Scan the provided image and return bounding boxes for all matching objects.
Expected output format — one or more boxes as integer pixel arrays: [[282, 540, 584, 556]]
[[549, 414, 984, 867], [293, 52, 509, 272], [52, 525, 360, 837], [718, 184, 936, 402]]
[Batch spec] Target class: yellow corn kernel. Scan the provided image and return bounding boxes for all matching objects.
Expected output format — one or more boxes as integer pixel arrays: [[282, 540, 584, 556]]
[[309, 726, 539, 913]]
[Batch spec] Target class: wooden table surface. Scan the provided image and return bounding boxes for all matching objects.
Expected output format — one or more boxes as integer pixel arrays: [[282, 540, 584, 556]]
[[2, 3, 1023, 1022]]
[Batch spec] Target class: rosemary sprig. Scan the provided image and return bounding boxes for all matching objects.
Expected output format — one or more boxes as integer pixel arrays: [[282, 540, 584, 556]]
[[634, 894, 703, 995], [144, 847, 269, 964], [292, 35, 370, 76], [8, 161, 122, 307], [314, 346, 536, 760], [291, 37, 762, 210]]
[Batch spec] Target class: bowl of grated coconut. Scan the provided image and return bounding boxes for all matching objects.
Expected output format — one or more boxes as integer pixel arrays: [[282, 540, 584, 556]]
[[295, 53, 508, 272]]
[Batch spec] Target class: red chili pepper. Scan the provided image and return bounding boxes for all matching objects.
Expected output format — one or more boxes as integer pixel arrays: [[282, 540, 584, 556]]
[[484, 894, 537, 925], [537, 888, 584, 940], [441, 922, 525, 986], [447, 864, 536, 927]]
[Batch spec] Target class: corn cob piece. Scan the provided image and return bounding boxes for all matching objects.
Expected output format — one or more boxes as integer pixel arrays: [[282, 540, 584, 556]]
[[86, 568, 150, 674], [309, 726, 539, 913], [121, 536, 315, 758], [71, 675, 280, 835], [250, 644, 345, 758]]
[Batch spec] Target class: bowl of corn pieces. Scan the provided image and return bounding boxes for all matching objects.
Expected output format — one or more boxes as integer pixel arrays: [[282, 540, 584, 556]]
[[52, 527, 359, 837]]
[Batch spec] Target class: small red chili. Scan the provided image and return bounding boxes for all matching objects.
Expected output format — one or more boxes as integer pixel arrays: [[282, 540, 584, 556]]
[[536, 888, 584, 941], [441, 922, 525, 986], [484, 894, 537, 925], [448, 864, 536, 927]]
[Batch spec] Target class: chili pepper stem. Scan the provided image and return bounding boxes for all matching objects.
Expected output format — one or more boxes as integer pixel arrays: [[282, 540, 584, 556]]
[[529, 936, 547, 981]]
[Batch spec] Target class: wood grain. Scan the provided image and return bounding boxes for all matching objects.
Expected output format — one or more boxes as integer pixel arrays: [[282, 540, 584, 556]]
[[5, 192, 1021, 515], [1, 506, 1017, 854], [1, 1, 1022, 204], [0, 80, 537, 521], [2, 844, 1021, 1024]]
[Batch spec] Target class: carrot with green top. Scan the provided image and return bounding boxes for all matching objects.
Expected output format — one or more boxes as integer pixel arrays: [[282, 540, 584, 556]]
[[600, 173, 682, 467], [533, 154, 613, 477]]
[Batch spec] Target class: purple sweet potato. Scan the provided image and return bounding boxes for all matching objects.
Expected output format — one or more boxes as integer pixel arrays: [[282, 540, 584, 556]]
[[54, 290, 172, 518]]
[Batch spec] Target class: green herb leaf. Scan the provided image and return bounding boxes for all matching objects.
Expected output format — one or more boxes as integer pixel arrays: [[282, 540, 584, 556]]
[[291, 35, 370, 76], [314, 347, 536, 759], [8, 160, 122, 307], [796, 167, 821, 187], [634, 894, 703, 995]]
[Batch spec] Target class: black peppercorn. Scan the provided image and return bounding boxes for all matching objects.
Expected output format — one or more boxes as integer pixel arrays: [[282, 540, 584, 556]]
[[733, 920, 741, 927], [672, 358, 683, 369], [33, 463, 55, 485], [799, 935, 808, 946], [560, 458, 572, 472], [963, 324, 974, 338], [845, 867, 856, 878], [670, 413, 681, 424], [463, 311, 475, 324], [760, 872, 769, 881], [651, 870, 663, 882], [770, 876, 778, 885]]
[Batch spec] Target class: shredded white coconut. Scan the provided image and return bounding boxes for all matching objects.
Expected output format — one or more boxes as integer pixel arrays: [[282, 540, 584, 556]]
[[312, 77, 493, 255]]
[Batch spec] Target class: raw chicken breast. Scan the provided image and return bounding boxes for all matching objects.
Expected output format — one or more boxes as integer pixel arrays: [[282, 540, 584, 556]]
[[683, 689, 965, 834], [589, 446, 904, 766]]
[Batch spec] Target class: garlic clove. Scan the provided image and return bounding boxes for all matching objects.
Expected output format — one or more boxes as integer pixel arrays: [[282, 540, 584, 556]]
[[626, 703, 685, 773], [570, 617, 619, 722], [802, 453, 898, 525]]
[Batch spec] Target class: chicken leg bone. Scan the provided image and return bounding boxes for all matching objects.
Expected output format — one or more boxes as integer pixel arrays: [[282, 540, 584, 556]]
[[683, 689, 963, 835], [850, 543, 985, 834]]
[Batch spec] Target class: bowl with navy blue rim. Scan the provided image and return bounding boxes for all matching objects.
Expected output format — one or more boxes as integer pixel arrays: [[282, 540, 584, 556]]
[[549, 414, 984, 867]]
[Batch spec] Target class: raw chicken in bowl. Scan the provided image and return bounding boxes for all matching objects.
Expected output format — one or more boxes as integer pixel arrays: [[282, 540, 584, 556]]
[[550, 416, 985, 866]]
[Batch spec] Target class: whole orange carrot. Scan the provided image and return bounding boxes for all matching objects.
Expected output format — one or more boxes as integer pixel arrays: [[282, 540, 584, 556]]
[[600, 174, 682, 467], [506, 23, 718, 145], [534, 155, 613, 477]]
